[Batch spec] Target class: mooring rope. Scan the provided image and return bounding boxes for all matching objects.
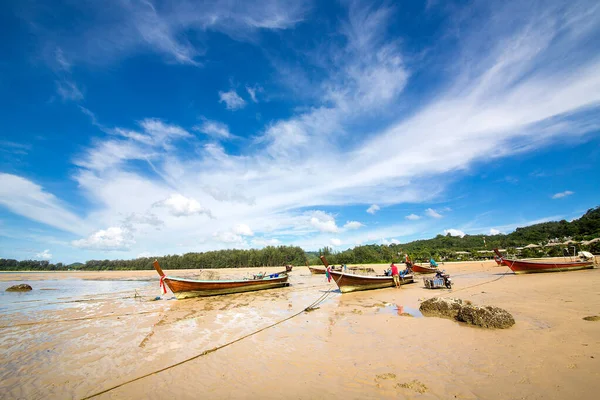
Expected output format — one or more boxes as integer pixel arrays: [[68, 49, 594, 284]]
[[80, 275, 341, 399], [0, 310, 161, 329]]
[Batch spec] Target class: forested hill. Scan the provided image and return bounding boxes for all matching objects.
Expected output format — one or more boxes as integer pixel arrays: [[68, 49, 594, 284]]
[[317, 206, 600, 265], [1, 207, 598, 271], [407, 206, 600, 251]]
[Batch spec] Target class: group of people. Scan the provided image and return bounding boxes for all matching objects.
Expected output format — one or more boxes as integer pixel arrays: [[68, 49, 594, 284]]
[[385, 254, 439, 288]]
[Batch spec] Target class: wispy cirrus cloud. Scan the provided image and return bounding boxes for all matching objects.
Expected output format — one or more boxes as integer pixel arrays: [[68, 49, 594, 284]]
[[0, 173, 87, 235], [25, 0, 311, 67], [194, 118, 235, 140], [425, 208, 442, 218], [246, 85, 263, 102], [552, 190, 574, 199], [55, 80, 83, 102]]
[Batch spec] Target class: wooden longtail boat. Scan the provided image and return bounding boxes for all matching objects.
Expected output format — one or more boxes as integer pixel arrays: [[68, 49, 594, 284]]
[[153, 260, 289, 299], [319, 256, 414, 293], [285, 265, 293, 272], [493, 249, 595, 274], [308, 266, 327, 274], [326, 269, 414, 293], [493, 256, 503, 266], [412, 264, 437, 274]]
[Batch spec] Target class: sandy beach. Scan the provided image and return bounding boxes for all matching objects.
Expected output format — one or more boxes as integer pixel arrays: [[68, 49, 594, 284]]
[[1, 260, 599, 399]]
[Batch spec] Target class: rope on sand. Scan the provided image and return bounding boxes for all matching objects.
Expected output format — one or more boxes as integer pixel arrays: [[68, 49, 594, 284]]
[[0, 310, 161, 329], [80, 278, 340, 399]]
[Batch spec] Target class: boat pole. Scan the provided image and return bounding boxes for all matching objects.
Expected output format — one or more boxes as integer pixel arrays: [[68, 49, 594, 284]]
[[153, 260, 165, 277]]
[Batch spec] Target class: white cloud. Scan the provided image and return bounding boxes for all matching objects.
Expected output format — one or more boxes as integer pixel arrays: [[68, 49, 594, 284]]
[[330, 238, 342, 246], [366, 204, 380, 214], [213, 231, 245, 244], [219, 90, 246, 110], [552, 190, 574, 199], [489, 228, 502, 235], [54, 47, 71, 71], [0, 173, 87, 235], [32, 1, 310, 67], [425, 208, 442, 218], [233, 224, 254, 236], [251, 238, 281, 247], [381, 238, 401, 245], [36, 249, 52, 260], [405, 214, 421, 220], [309, 211, 339, 233], [194, 119, 234, 139], [152, 194, 212, 218], [246, 85, 262, 102], [72, 227, 134, 251], [137, 252, 152, 258], [56, 80, 83, 101], [444, 229, 466, 238], [343, 221, 364, 230]]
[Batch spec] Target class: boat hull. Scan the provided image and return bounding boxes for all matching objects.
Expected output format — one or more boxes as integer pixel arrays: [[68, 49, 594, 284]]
[[328, 270, 414, 293], [308, 266, 326, 274], [412, 264, 437, 274], [163, 275, 289, 299], [501, 259, 594, 274]]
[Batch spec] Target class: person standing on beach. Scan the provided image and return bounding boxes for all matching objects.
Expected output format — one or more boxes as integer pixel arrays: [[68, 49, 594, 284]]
[[391, 262, 400, 288]]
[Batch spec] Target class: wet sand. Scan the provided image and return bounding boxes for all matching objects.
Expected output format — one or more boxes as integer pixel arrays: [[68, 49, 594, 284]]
[[1, 260, 599, 399]]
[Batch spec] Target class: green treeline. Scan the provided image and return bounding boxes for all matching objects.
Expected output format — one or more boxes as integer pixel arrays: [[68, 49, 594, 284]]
[[1, 207, 599, 271], [0, 246, 307, 271]]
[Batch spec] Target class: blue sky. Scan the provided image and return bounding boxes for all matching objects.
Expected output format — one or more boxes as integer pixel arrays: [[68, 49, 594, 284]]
[[1, 0, 599, 264]]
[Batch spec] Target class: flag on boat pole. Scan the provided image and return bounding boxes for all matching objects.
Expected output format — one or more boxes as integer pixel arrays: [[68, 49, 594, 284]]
[[326, 267, 332, 282]]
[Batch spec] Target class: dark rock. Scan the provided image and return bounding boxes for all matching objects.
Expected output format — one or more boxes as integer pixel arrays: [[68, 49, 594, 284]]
[[6, 284, 33, 292], [583, 316, 600, 321], [457, 304, 515, 329], [419, 297, 464, 319], [420, 297, 515, 329]]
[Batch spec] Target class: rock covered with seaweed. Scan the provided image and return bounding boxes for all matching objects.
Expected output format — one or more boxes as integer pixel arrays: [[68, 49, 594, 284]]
[[420, 297, 514, 329]]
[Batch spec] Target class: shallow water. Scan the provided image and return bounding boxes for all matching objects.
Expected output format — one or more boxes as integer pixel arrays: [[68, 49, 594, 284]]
[[0, 279, 153, 314]]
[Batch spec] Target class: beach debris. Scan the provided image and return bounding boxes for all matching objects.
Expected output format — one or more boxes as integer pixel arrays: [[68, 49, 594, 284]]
[[583, 316, 600, 321], [419, 297, 515, 329], [396, 379, 428, 393], [6, 284, 33, 292]]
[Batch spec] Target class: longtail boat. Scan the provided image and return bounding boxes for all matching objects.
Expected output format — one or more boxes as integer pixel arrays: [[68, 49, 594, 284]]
[[326, 269, 414, 293], [319, 256, 414, 293], [308, 266, 327, 274], [493, 256, 503, 266], [285, 265, 293, 272], [153, 260, 289, 299], [412, 264, 437, 274], [493, 249, 595, 274]]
